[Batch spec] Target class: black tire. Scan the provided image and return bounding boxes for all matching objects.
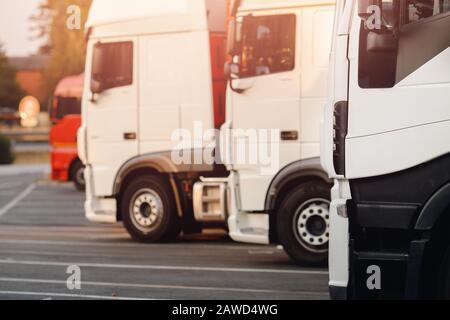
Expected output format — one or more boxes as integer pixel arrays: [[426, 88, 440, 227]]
[[276, 181, 331, 266], [71, 160, 86, 191], [121, 175, 181, 243]]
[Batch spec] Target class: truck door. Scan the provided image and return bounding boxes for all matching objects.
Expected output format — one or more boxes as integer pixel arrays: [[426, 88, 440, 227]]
[[345, 0, 450, 178], [85, 38, 139, 196], [231, 13, 300, 210], [228, 7, 334, 211], [229, 12, 300, 211]]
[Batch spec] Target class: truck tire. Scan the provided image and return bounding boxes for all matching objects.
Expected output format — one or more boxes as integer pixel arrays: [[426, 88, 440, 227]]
[[121, 175, 181, 243], [71, 160, 86, 191], [277, 181, 330, 266]]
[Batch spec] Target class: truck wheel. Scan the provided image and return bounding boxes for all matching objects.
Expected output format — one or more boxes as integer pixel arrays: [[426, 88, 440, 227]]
[[121, 175, 181, 243], [71, 160, 86, 191], [277, 181, 331, 266]]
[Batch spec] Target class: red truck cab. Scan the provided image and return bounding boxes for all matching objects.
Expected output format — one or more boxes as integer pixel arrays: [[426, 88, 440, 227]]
[[49, 74, 85, 190]]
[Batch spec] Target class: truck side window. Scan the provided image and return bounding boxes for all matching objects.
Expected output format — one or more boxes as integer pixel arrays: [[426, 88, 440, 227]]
[[239, 14, 296, 78], [55, 97, 81, 119], [92, 41, 133, 91], [407, 0, 450, 23], [358, 0, 399, 88]]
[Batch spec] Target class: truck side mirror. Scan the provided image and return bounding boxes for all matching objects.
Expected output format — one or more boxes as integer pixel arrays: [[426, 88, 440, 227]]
[[224, 61, 240, 78], [226, 20, 236, 55], [367, 31, 397, 52], [90, 42, 105, 100], [224, 61, 247, 94], [91, 43, 104, 91], [226, 19, 242, 57], [90, 79, 104, 95]]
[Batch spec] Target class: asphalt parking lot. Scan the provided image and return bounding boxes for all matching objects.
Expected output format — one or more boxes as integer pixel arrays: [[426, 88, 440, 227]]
[[0, 169, 329, 300]]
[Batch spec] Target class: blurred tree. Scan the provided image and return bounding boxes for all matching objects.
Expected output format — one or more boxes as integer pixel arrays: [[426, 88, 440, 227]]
[[31, 0, 92, 102], [0, 44, 25, 109]]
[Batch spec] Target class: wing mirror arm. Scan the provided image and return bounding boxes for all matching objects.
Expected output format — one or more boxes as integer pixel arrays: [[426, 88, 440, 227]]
[[90, 93, 97, 104], [224, 61, 246, 94], [90, 79, 104, 103], [229, 80, 245, 94]]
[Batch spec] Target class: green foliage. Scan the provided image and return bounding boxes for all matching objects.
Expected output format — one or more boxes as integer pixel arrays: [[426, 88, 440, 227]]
[[31, 0, 93, 99], [0, 45, 26, 110], [0, 134, 14, 165]]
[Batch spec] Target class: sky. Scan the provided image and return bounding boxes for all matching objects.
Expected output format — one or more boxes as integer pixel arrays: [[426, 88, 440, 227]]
[[0, 0, 45, 57]]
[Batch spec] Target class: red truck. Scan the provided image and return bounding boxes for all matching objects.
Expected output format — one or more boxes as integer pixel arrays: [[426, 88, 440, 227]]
[[49, 74, 85, 190]]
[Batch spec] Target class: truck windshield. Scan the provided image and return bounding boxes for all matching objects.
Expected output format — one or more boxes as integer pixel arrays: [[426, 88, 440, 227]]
[[238, 14, 296, 78], [55, 96, 81, 120], [358, 0, 450, 89]]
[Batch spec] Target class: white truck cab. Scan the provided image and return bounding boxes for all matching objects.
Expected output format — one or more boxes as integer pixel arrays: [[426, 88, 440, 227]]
[[79, 0, 228, 236], [214, 0, 336, 265], [322, 0, 450, 299], [79, 0, 337, 266]]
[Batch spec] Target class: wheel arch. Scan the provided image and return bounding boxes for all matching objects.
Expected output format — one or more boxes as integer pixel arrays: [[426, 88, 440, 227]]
[[413, 182, 450, 297], [415, 182, 450, 231], [112, 151, 206, 222]]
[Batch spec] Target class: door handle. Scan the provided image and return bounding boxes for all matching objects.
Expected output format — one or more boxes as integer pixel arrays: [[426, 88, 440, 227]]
[[124, 132, 137, 140], [281, 131, 299, 141]]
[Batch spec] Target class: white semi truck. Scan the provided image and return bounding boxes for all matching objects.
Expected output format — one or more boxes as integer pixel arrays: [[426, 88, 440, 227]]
[[79, 0, 336, 265], [322, 0, 450, 299]]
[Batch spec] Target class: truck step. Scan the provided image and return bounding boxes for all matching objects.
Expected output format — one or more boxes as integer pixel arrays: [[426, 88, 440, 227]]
[[193, 180, 227, 223]]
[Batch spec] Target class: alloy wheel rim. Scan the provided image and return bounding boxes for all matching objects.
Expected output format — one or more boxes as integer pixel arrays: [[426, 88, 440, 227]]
[[293, 198, 330, 253], [130, 188, 163, 232]]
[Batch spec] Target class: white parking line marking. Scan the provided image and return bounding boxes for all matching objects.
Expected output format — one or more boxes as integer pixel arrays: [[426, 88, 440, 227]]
[[0, 239, 272, 251], [0, 290, 150, 300], [0, 183, 36, 217], [248, 250, 275, 255], [0, 277, 328, 296], [0, 249, 128, 259], [0, 259, 328, 275], [0, 248, 293, 262]]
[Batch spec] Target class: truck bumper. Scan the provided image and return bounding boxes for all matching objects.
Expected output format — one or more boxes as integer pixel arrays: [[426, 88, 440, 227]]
[[226, 172, 269, 245], [228, 212, 269, 245], [85, 198, 117, 224], [328, 179, 351, 299], [84, 165, 117, 224]]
